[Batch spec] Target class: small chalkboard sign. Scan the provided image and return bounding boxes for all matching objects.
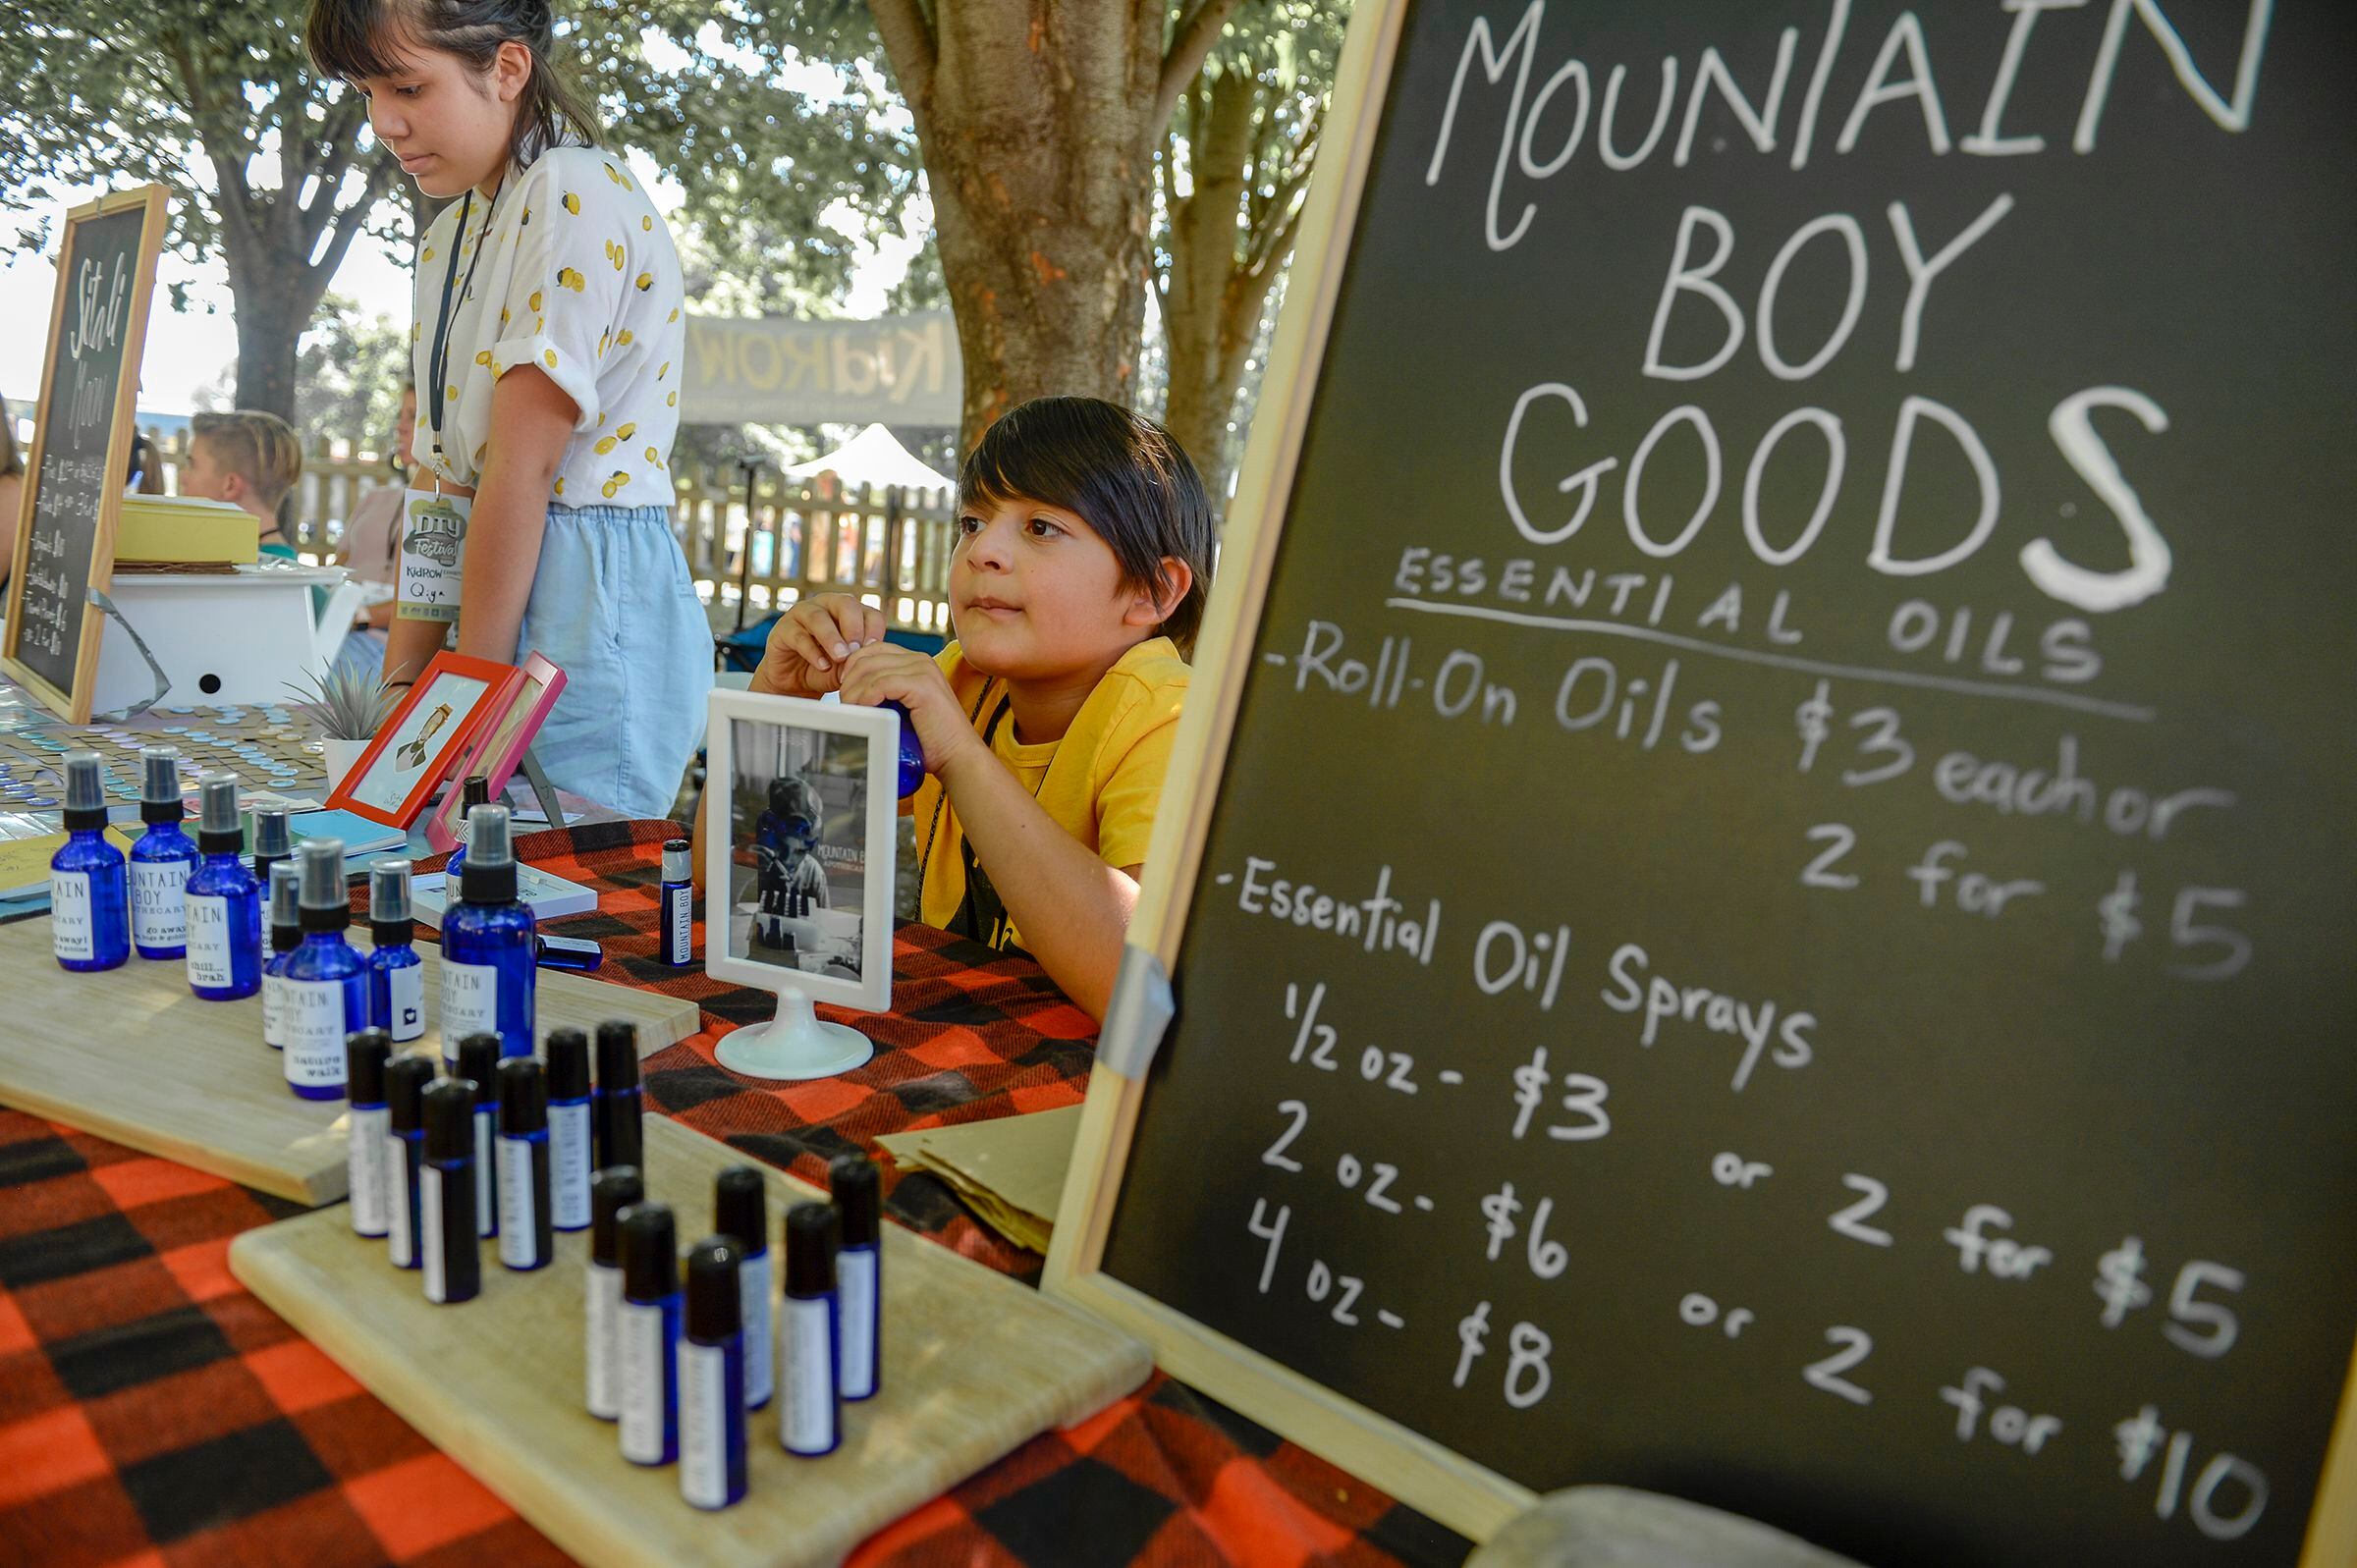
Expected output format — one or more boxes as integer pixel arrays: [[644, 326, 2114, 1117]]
[[1048, 4, 2356, 1566], [4, 186, 169, 723]]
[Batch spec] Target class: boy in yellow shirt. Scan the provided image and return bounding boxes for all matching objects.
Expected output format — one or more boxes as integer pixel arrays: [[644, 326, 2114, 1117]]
[[719, 397, 1213, 1021]]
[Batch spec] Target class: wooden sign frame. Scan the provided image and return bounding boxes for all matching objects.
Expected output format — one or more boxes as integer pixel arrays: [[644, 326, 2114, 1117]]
[[1042, 3, 2357, 1562], [2, 184, 169, 724]]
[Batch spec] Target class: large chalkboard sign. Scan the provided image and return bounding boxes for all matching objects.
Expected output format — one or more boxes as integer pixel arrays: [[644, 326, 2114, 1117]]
[[4, 187, 168, 723], [1048, 3, 2356, 1564]]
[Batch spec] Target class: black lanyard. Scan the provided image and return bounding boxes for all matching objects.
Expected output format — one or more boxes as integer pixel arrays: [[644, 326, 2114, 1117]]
[[425, 187, 495, 460]]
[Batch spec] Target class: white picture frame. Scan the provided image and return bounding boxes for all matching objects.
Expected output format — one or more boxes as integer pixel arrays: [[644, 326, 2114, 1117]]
[[702, 689, 899, 1078]]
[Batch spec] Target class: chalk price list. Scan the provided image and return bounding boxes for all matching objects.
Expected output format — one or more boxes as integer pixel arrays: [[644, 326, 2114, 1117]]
[[1233, 963, 2271, 1548]]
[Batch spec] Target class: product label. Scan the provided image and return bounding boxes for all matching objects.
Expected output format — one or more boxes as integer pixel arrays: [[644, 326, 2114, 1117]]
[[282, 978, 352, 1088], [398, 489, 470, 622], [422, 1164, 448, 1302], [51, 872, 92, 960], [666, 886, 692, 963], [497, 1137, 540, 1268], [131, 860, 189, 947], [391, 1147, 418, 1268], [783, 1295, 836, 1454], [550, 1103, 592, 1229], [741, 1249, 775, 1408], [473, 1108, 496, 1237], [586, 1263, 622, 1418], [619, 1299, 671, 1463], [440, 960, 499, 1054], [348, 1106, 390, 1237], [260, 972, 286, 1050], [839, 1246, 879, 1400], [679, 1341, 730, 1508], [186, 894, 234, 989], [385, 960, 425, 1042]]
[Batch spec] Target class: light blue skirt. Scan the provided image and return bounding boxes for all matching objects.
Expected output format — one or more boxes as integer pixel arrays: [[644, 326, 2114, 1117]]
[[516, 504, 712, 821]]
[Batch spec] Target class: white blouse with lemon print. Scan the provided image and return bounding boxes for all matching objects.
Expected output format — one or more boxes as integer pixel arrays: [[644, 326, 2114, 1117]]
[[410, 144, 685, 511]]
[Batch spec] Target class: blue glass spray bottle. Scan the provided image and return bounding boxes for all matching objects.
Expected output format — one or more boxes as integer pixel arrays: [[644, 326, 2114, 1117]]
[[281, 840, 368, 1101], [184, 775, 261, 1000], [259, 862, 300, 1052], [251, 807, 293, 961], [129, 747, 197, 960], [439, 804, 535, 1063], [367, 859, 425, 1044], [50, 750, 129, 972]]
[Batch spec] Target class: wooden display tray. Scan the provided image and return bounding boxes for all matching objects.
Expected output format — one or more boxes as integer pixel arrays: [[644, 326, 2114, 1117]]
[[0, 916, 699, 1203], [230, 1114, 1153, 1568]]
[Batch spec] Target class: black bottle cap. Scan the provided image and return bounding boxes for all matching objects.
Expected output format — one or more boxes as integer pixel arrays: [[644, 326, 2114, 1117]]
[[346, 1030, 394, 1105], [458, 805, 519, 904], [268, 861, 301, 943], [196, 775, 242, 855], [139, 747, 185, 825], [714, 1166, 766, 1255], [252, 807, 293, 864], [423, 1079, 476, 1163], [619, 1203, 678, 1302], [498, 1057, 547, 1136], [387, 1055, 435, 1133], [545, 1027, 590, 1101], [595, 1021, 639, 1091], [369, 859, 413, 946], [461, 775, 491, 813], [785, 1202, 838, 1298], [63, 752, 112, 831], [590, 1166, 642, 1266], [457, 1035, 502, 1108], [299, 841, 351, 933], [685, 1238, 742, 1342], [830, 1154, 881, 1249]]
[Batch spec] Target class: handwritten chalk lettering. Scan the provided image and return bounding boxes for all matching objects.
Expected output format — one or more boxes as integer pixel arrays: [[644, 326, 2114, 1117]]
[[1791, 698, 1916, 787], [1357, 1045, 1421, 1096], [1679, 1293, 1756, 1338], [1906, 841, 2046, 918], [68, 254, 131, 360], [1554, 655, 1722, 753], [1887, 600, 2104, 683], [2096, 879, 2253, 980], [1944, 1205, 2054, 1279], [1267, 618, 1521, 726], [1712, 1152, 1773, 1189], [1509, 1046, 1614, 1142], [1473, 920, 1571, 1012], [1283, 981, 1341, 1069], [1802, 1325, 1876, 1405], [1504, 1322, 1554, 1409], [1600, 943, 1817, 1090], [1941, 1368, 2062, 1454], [1828, 1173, 1894, 1248], [1262, 1101, 1308, 1173], [2163, 1260, 2246, 1360], [1333, 1152, 1408, 1215], [1231, 858, 1441, 964], [2115, 1408, 2271, 1542], [1480, 1181, 1523, 1262], [1453, 1301, 1492, 1388], [1303, 1261, 1365, 1326], [1247, 1199, 1289, 1294], [1933, 737, 2234, 839]]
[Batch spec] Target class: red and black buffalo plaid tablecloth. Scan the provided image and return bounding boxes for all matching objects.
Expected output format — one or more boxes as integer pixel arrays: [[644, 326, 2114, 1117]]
[[2, 820, 1469, 1568]]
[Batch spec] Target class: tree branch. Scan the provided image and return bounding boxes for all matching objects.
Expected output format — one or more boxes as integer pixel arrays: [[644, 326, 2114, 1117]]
[[866, 0, 937, 115], [1155, 0, 1245, 135]]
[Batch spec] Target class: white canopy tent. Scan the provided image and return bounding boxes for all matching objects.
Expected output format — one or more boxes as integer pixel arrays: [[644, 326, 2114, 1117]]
[[785, 423, 954, 493]]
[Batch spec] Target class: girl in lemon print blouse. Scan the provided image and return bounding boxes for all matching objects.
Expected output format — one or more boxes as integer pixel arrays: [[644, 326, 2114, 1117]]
[[305, 0, 710, 819]]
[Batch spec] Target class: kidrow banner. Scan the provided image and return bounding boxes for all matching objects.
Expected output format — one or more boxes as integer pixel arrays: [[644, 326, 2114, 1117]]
[[679, 310, 960, 428]]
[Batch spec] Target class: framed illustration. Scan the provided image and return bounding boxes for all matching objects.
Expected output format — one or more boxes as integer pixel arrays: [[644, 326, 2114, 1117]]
[[324, 651, 510, 828], [702, 689, 898, 1079], [423, 651, 568, 852]]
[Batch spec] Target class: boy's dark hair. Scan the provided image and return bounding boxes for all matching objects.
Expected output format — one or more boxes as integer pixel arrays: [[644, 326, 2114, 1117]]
[[305, 0, 604, 173], [959, 397, 1216, 656]]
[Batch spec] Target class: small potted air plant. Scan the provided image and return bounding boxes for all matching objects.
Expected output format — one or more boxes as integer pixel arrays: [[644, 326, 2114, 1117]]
[[287, 665, 401, 793]]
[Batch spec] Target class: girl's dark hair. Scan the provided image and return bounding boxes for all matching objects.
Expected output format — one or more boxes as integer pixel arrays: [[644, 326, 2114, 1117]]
[[959, 398, 1217, 656], [305, 0, 603, 172]]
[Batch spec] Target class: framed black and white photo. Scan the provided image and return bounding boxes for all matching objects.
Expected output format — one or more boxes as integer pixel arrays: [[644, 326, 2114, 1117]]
[[703, 689, 897, 1078]]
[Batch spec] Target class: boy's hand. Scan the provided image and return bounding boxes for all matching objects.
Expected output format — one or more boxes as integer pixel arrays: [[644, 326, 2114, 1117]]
[[838, 644, 979, 775], [751, 594, 888, 697]]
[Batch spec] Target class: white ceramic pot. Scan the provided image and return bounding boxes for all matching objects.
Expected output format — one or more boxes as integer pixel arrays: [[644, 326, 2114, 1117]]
[[321, 736, 369, 796]]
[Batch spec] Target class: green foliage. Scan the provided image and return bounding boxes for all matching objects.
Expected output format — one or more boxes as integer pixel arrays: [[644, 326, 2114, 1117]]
[[295, 294, 410, 458]]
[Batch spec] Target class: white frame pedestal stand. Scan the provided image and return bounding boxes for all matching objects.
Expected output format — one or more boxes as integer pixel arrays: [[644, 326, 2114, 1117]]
[[714, 982, 873, 1081]]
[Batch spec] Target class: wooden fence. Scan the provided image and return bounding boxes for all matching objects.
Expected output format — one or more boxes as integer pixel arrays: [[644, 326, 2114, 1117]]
[[115, 427, 959, 638]]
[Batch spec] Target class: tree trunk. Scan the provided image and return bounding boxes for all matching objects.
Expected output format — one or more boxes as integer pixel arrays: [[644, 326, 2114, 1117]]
[[1161, 71, 1262, 506], [230, 278, 308, 422], [869, 0, 1242, 455]]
